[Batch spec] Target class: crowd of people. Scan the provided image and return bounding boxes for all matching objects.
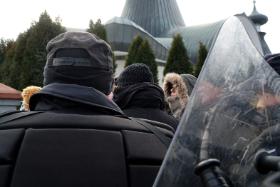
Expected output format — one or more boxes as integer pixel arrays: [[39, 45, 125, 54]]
[[1, 31, 280, 187], [19, 31, 198, 129]]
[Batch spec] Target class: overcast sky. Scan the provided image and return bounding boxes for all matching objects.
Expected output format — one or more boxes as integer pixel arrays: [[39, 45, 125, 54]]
[[0, 0, 279, 53]]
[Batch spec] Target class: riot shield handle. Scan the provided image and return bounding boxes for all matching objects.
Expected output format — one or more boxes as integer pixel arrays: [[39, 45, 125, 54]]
[[262, 172, 280, 187], [255, 149, 280, 174], [194, 159, 231, 187]]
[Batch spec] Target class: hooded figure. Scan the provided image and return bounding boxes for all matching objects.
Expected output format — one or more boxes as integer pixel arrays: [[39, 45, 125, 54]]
[[163, 73, 196, 119], [114, 64, 178, 130]]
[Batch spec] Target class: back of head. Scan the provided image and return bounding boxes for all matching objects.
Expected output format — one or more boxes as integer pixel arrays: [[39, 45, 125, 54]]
[[44, 31, 113, 95], [116, 63, 154, 88], [114, 64, 166, 110], [265, 53, 280, 75]]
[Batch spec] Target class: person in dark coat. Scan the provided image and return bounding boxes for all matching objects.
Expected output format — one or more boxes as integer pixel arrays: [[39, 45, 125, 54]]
[[113, 63, 179, 130], [0, 32, 174, 187]]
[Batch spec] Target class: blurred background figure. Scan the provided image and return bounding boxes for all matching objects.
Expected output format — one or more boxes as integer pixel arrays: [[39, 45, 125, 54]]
[[20, 86, 41, 111], [163, 73, 197, 120], [180, 74, 197, 96], [114, 63, 178, 130], [256, 53, 280, 108], [265, 53, 280, 75]]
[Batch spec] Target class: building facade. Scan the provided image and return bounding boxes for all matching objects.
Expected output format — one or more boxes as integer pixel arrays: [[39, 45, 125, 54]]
[[105, 0, 271, 80]]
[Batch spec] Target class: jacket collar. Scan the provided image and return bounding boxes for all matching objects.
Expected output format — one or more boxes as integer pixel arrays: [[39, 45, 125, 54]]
[[113, 82, 165, 110], [30, 83, 124, 115]]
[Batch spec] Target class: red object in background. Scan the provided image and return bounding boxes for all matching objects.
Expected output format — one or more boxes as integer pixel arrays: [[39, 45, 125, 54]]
[[0, 83, 21, 100]]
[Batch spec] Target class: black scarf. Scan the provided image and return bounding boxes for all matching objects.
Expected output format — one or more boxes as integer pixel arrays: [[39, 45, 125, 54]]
[[113, 82, 165, 110]]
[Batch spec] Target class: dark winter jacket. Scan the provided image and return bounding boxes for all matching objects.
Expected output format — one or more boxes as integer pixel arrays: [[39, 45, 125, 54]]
[[0, 82, 174, 187], [113, 82, 178, 130]]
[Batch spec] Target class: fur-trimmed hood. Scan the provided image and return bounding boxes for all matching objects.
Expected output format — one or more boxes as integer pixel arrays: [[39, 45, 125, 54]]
[[163, 73, 189, 119], [163, 73, 188, 103]]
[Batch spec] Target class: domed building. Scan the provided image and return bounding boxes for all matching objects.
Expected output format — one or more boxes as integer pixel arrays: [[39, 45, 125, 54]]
[[105, 0, 271, 81], [248, 0, 270, 55]]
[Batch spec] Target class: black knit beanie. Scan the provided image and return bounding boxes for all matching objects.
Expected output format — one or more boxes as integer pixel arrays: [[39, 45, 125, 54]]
[[116, 63, 154, 87], [44, 31, 113, 95]]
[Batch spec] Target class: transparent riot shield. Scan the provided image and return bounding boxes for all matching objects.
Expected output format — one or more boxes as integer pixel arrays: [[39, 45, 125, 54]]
[[154, 15, 280, 187]]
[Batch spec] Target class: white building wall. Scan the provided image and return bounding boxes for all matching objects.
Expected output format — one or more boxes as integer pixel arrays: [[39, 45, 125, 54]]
[[114, 59, 126, 77], [157, 65, 165, 85]]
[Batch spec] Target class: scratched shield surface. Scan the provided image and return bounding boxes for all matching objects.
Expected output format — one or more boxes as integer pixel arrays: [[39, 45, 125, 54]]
[[154, 15, 280, 187]]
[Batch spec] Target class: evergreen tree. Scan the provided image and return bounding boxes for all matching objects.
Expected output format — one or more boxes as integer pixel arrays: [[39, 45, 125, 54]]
[[0, 39, 14, 64], [134, 40, 158, 84], [87, 20, 95, 33], [14, 11, 66, 89], [194, 42, 208, 77], [87, 19, 107, 41], [0, 39, 6, 64], [0, 39, 8, 79], [164, 34, 192, 75], [0, 40, 16, 83], [8, 32, 30, 89], [125, 35, 143, 67]]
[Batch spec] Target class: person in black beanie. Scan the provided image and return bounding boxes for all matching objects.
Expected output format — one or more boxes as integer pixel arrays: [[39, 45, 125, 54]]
[[114, 63, 179, 130], [29, 31, 123, 115]]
